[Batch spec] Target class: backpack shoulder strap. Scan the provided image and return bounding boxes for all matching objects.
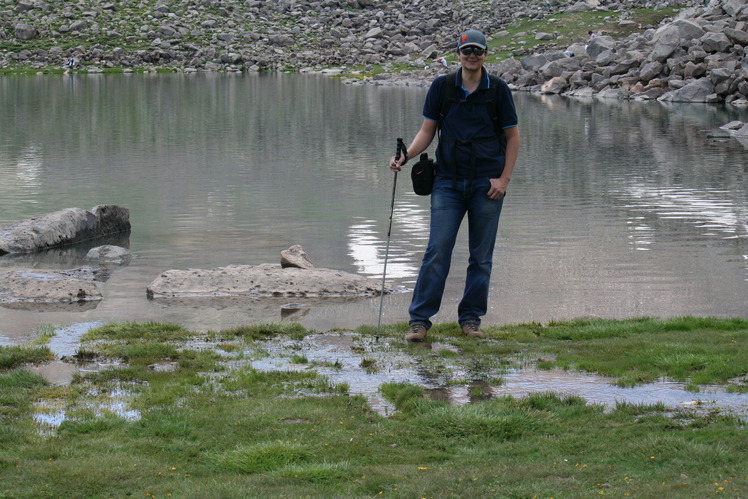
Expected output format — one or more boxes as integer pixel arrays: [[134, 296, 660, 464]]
[[438, 72, 458, 128], [487, 73, 506, 137], [487, 74, 502, 126]]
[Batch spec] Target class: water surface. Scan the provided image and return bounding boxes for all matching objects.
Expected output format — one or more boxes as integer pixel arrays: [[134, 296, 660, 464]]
[[1, 73, 747, 343]]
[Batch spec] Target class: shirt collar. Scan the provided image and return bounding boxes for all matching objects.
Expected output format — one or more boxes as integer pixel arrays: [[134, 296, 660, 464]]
[[454, 67, 490, 91]]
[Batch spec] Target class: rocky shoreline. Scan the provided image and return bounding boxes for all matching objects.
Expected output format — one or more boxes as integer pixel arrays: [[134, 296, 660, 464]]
[[3, 0, 747, 104]]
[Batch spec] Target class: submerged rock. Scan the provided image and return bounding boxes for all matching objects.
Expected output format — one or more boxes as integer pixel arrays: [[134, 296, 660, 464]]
[[85, 244, 132, 264], [0, 205, 131, 255], [146, 263, 389, 299]]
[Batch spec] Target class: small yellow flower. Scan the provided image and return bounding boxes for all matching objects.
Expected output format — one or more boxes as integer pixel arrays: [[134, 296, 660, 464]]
[[418, 467, 428, 470]]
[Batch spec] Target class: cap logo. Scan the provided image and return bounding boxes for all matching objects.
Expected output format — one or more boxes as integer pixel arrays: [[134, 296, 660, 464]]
[[461, 34, 468, 43]]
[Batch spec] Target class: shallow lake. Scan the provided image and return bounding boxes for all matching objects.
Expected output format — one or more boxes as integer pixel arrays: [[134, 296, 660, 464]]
[[1, 73, 747, 344]]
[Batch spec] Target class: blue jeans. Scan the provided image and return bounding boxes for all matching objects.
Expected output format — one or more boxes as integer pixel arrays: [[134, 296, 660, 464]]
[[409, 177, 504, 330]]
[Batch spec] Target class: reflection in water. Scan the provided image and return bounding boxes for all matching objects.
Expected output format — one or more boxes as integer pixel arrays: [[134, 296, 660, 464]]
[[347, 196, 428, 281], [0, 75, 747, 341], [15, 145, 43, 185], [615, 182, 748, 277]]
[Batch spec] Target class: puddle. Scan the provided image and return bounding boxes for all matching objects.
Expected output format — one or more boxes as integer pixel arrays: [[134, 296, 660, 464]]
[[243, 334, 748, 419], [16, 327, 748, 431], [33, 384, 141, 434], [249, 333, 422, 415], [440, 369, 748, 418], [27, 322, 111, 385]]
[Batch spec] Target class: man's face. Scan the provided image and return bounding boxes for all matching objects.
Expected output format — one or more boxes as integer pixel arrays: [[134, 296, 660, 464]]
[[458, 45, 487, 69]]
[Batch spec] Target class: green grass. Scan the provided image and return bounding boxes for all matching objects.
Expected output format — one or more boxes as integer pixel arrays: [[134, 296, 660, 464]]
[[0, 345, 54, 369], [0, 317, 746, 497], [487, 7, 684, 62]]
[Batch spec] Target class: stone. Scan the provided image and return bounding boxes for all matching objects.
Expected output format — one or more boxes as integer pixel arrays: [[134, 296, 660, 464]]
[[146, 263, 389, 299], [69, 20, 88, 32], [520, 54, 549, 71], [14, 23, 37, 40], [700, 32, 733, 53], [659, 78, 716, 102], [540, 76, 568, 94], [0, 269, 102, 304], [280, 245, 314, 269], [639, 60, 664, 82], [724, 27, 748, 46], [0, 205, 130, 255], [735, 123, 748, 136], [585, 35, 615, 59], [720, 120, 745, 130], [85, 245, 132, 264]]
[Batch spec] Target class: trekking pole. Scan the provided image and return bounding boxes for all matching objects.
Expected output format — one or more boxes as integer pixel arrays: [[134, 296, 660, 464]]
[[376, 137, 405, 341]]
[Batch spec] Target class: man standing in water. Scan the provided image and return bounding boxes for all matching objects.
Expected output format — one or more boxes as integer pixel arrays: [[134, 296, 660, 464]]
[[390, 29, 520, 342]]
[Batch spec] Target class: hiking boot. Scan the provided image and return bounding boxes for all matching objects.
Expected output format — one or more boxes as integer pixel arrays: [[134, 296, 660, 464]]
[[406, 324, 428, 342], [461, 322, 485, 338]]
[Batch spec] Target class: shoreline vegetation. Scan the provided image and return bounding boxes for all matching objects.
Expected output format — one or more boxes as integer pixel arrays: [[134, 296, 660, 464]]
[[1, 317, 747, 497]]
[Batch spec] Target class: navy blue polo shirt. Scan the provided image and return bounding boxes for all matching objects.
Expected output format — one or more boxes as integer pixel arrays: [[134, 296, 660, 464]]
[[423, 68, 518, 180]]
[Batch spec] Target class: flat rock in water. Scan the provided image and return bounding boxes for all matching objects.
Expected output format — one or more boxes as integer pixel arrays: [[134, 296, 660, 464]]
[[0, 269, 102, 303], [146, 263, 389, 298], [0, 205, 130, 255]]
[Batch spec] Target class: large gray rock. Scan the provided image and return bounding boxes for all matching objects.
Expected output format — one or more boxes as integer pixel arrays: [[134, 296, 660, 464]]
[[146, 263, 389, 299], [0, 205, 130, 255], [700, 32, 733, 53], [0, 269, 102, 303], [659, 77, 716, 102], [540, 76, 569, 94], [724, 27, 748, 46], [14, 23, 37, 40], [586, 35, 616, 59]]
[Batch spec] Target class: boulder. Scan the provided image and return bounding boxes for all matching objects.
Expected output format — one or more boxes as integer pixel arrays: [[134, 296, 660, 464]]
[[724, 27, 748, 46], [14, 23, 37, 40], [0, 269, 102, 304], [146, 263, 389, 299], [585, 35, 616, 59], [700, 32, 733, 53], [540, 76, 568, 94], [0, 205, 130, 255], [659, 77, 716, 102]]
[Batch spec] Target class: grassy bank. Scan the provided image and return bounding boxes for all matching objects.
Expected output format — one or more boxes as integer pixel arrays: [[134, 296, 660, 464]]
[[1, 317, 746, 497]]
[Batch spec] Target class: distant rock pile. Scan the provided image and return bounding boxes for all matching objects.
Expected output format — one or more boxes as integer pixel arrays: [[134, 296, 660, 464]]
[[2, 0, 693, 72], [492, 0, 748, 104], [2, 0, 745, 104]]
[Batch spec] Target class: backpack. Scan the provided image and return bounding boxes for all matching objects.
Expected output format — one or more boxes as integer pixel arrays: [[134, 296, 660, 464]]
[[437, 71, 507, 148], [436, 71, 507, 184]]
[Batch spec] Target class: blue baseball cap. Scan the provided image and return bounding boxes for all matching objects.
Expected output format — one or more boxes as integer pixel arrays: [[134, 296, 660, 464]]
[[458, 29, 487, 49]]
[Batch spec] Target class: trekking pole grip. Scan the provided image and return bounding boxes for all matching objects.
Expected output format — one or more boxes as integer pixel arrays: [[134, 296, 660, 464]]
[[396, 138, 406, 163]]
